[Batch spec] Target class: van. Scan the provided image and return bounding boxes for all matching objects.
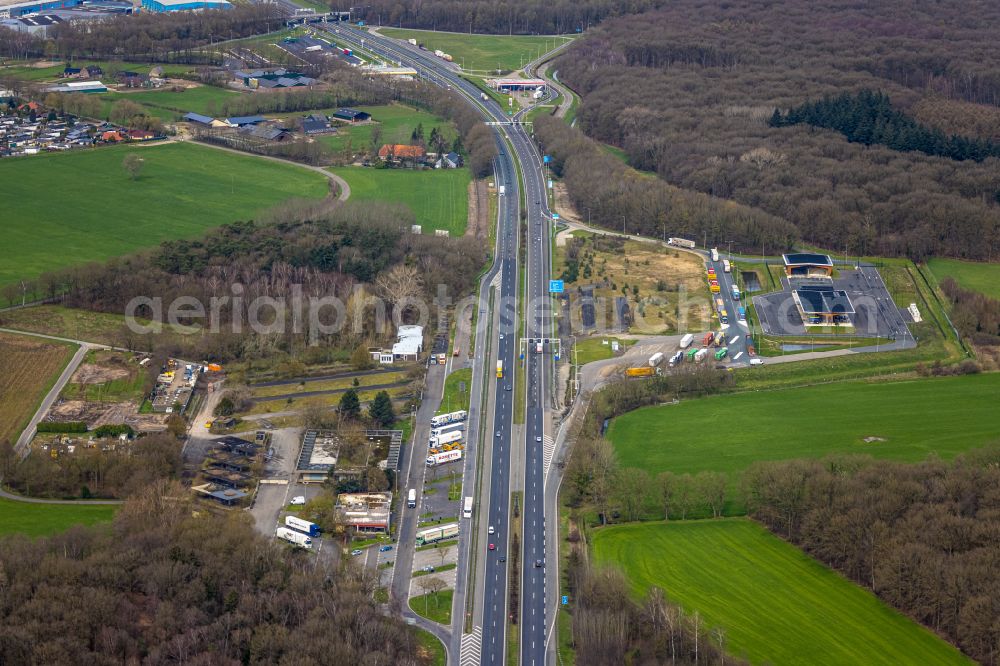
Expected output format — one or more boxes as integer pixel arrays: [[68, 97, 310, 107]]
[[750, 358, 764, 366], [407, 489, 417, 508]]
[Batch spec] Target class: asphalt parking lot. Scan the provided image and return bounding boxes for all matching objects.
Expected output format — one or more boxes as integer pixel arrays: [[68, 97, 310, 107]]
[[753, 267, 912, 339], [250, 426, 311, 536]]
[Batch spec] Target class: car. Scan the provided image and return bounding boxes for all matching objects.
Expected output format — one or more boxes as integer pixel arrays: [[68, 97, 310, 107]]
[[488, 525, 495, 535], [499, 555, 506, 562], [421, 565, 435, 572], [499, 333, 505, 340], [534, 559, 543, 568], [488, 543, 496, 551], [505, 384, 512, 391], [290, 495, 306, 506], [496, 431, 501, 438], [535, 436, 542, 442], [351, 549, 363, 556], [379, 545, 393, 552]]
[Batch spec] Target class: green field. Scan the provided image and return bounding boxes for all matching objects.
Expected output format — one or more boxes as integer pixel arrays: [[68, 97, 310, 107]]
[[0, 142, 328, 286], [317, 103, 458, 157], [329, 166, 470, 236], [99, 85, 240, 121], [592, 519, 968, 665], [572, 337, 635, 365], [0, 61, 192, 83], [414, 628, 446, 666], [380, 28, 573, 73], [438, 367, 472, 414], [927, 258, 1000, 300], [0, 496, 117, 537], [607, 373, 1000, 477]]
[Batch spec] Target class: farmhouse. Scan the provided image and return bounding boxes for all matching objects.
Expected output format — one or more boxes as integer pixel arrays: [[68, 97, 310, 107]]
[[378, 143, 426, 164], [783, 252, 834, 278], [301, 113, 334, 134], [792, 285, 855, 325], [332, 107, 370, 122], [435, 151, 462, 169]]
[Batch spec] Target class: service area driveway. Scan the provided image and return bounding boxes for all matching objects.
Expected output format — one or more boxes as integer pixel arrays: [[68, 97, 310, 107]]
[[250, 426, 308, 536]]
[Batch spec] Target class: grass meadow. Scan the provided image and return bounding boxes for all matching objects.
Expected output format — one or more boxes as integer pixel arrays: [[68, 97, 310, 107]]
[[379, 29, 573, 73]]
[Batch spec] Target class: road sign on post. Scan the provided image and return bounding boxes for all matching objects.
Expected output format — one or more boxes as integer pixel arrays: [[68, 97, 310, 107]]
[[552, 213, 560, 221], [543, 155, 551, 164], [549, 279, 564, 293], [561, 595, 568, 605]]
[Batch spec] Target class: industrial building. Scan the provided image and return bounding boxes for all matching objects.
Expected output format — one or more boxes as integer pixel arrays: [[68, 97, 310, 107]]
[[331, 107, 370, 122], [792, 285, 855, 325], [141, 0, 230, 11], [487, 78, 546, 92], [46, 80, 108, 94], [335, 492, 392, 534], [782, 252, 834, 278]]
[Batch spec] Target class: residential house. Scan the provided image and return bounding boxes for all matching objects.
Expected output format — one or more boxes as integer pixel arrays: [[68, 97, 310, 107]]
[[62, 66, 82, 78], [301, 113, 333, 134], [435, 151, 462, 169], [378, 143, 426, 165]]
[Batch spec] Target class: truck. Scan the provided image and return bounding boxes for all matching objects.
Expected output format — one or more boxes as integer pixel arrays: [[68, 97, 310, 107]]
[[407, 38, 417, 45], [496, 360, 504, 378], [720, 310, 729, 324], [714, 331, 725, 346], [536, 341, 543, 354], [711, 248, 720, 262], [731, 284, 741, 300], [341, 48, 353, 56], [431, 422, 464, 438], [285, 515, 320, 537], [499, 185, 506, 196], [533, 89, 544, 100], [648, 351, 665, 367], [668, 351, 684, 367], [710, 280, 720, 293], [430, 410, 467, 428], [416, 523, 459, 546], [407, 489, 417, 508], [426, 449, 463, 466], [276, 527, 313, 549], [702, 332, 715, 346], [305, 44, 323, 52], [714, 347, 729, 361], [685, 348, 698, 361], [694, 348, 709, 363], [625, 366, 655, 378], [679, 333, 694, 349], [738, 306, 746, 321], [462, 496, 473, 519], [429, 430, 462, 447], [434, 49, 445, 57], [481, 92, 489, 101], [723, 259, 731, 273], [668, 237, 696, 249], [716, 298, 725, 311]]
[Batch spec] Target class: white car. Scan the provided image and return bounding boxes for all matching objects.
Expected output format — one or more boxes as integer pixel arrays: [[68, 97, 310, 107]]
[[488, 525, 495, 535], [290, 496, 306, 505], [535, 436, 542, 442]]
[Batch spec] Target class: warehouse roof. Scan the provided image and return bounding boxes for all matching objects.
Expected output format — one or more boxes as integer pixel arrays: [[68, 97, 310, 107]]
[[783, 253, 833, 267], [794, 285, 855, 314]]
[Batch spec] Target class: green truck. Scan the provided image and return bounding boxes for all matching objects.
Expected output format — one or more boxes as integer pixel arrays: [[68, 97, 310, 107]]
[[714, 347, 728, 361]]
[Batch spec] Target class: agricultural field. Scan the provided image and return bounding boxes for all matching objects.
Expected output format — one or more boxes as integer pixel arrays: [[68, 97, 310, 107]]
[[0, 497, 117, 537], [329, 166, 470, 236], [438, 367, 472, 414], [316, 103, 458, 157], [927, 258, 1000, 300], [592, 519, 968, 665], [0, 60, 192, 83], [379, 28, 573, 73], [98, 84, 240, 122], [0, 306, 170, 348], [556, 232, 712, 334], [0, 332, 76, 445], [0, 142, 328, 287], [607, 373, 1000, 478]]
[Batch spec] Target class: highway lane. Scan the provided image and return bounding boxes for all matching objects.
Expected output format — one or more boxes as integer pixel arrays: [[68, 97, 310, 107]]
[[707, 255, 751, 365], [318, 25, 558, 663]]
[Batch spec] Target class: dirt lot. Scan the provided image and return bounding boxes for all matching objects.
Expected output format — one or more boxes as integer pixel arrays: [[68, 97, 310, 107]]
[[72, 362, 129, 384], [557, 233, 712, 334], [48, 399, 168, 432], [0, 332, 75, 444]]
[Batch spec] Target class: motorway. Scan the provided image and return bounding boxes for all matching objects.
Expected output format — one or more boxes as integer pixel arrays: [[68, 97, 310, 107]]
[[317, 24, 565, 665]]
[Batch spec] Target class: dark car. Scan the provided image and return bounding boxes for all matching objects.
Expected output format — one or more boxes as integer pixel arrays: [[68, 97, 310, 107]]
[[379, 545, 393, 552], [534, 559, 543, 568]]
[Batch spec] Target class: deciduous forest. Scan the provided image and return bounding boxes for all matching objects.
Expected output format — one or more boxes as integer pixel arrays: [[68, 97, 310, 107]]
[[745, 449, 1000, 664], [554, 0, 1000, 259], [0, 481, 424, 665]]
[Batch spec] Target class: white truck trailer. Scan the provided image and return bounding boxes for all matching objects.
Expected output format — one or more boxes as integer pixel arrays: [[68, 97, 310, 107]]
[[276, 527, 313, 549], [679, 333, 694, 349], [648, 351, 665, 367]]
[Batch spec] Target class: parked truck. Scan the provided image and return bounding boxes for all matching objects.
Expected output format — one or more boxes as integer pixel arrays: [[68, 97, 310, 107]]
[[429, 430, 462, 447], [679, 333, 694, 349], [668, 237, 696, 249], [625, 366, 656, 378], [285, 515, 320, 537], [714, 331, 725, 346], [714, 347, 729, 361], [276, 527, 313, 549], [648, 351, 665, 367], [668, 351, 684, 367], [686, 348, 698, 361], [694, 348, 709, 363], [426, 449, 463, 466], [430, 410, 467, 428], [416, 523, 459, 546], [431, 422, 464, 438], [702, 332, 715, 346]]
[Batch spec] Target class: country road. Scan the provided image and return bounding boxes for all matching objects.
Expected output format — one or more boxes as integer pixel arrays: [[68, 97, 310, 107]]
[[0, 482, 122, 505]]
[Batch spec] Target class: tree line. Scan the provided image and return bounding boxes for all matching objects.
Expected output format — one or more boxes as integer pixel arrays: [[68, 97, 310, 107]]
[[0, 480, 426, 665], [0, 433, 182, 500], [553, 0, 1000, 260], [744, 449, 1000, 664], [351, 0, 664, 36], [3, 201, 487, 362], [533, 115, 799, 252], [0, 5, 284, 61], [940, 277, 1000, 348], [770, 89, 1000, 163]]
